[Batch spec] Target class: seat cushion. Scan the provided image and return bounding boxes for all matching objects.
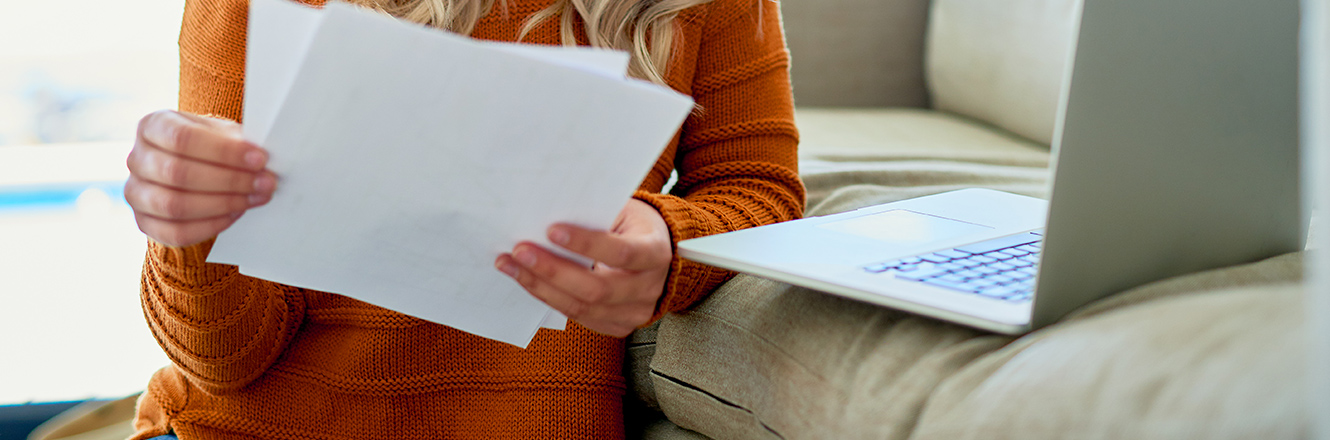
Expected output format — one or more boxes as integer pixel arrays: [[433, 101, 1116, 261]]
[[925, 0, 1079, 145], [794, 108, 1050, 208], [648, 200, 1306, 438], [913, 264, 1306, 440], [642, 155, 1307, 439], [796, 108, 1050, 163]]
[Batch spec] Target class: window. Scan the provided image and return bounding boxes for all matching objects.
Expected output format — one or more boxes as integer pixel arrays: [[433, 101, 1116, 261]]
[[0, 0, 182, 404]]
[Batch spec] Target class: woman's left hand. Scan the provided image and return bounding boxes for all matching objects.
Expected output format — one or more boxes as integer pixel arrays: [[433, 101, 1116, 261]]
[[496, 199, 673, 337]]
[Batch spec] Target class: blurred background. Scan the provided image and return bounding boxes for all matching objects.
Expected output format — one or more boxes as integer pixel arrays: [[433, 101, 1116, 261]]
[[0, 0, 182, 417]]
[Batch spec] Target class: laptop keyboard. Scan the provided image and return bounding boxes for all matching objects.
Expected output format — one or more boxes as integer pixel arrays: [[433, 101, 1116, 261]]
[[862, 231, 1044, 302]]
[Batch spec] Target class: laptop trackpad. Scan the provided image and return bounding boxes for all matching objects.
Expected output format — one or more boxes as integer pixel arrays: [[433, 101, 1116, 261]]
[[818, 209, 992, 246]]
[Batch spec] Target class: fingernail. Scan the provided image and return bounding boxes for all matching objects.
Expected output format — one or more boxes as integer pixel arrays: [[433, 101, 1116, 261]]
[[248, 194, 269, 206], [497, 261, 519, 277], [549, 227, 570, 246], [244, 150, 266, 169], [514, 249, 537, 267], [253, 175, 275, 192]]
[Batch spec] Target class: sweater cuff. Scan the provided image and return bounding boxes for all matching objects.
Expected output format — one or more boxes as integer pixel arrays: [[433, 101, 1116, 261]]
[[145, 238, 241, 291], [633, 190, 738, 324]]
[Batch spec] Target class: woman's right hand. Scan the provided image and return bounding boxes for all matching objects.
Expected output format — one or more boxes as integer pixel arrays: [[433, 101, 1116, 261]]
[[125, 110, 277, 247]]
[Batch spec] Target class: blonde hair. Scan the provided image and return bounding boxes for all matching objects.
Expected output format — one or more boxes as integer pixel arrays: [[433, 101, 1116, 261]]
[[344, 0, 712, 84]]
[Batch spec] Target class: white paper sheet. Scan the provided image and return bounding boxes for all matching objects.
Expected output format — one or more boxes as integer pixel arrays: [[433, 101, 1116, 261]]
[[243, 0, 324, 145], [488, 43, 630, 80], [242, 0, 627, 332], [211, 0, 693, 347]]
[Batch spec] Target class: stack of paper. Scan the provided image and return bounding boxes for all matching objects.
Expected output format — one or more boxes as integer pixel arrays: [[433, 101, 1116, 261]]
[[207, 0, 695, 348]]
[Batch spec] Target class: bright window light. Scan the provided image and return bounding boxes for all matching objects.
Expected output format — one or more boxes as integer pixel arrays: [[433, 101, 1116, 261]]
[[0, 0, 184, 404]]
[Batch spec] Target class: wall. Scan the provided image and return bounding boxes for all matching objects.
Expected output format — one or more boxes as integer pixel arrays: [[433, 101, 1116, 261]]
[[1307, 0, 1330, 437]]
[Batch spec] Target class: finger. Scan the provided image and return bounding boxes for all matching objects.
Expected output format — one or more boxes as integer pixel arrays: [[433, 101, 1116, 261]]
[[496, 254, 638, 337], [134, 210, 243, 248], [128, 144, 276, 194], [125, 175, 267, 221], [548, 224, 668, 270], [138, 110, 266, 171], [509, 244, 614, 304], [496, 254, 593, 319]]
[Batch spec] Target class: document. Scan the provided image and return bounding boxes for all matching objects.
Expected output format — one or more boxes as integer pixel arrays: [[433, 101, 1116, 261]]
[[208, 0, 694, 347]]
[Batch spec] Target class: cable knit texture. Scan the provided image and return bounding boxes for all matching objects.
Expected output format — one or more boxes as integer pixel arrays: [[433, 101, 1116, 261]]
[[133, 0, 803, 438]]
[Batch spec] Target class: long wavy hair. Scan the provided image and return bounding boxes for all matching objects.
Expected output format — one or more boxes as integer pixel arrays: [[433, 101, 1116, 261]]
[[344, 0, 712, 84]]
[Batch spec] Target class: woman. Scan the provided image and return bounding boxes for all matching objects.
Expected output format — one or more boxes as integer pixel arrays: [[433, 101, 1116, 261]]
[[125, 0, 802, 438]]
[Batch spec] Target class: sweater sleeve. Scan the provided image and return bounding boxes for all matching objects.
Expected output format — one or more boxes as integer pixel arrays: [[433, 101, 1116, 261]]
[[634, 0, 806, 322], [139, 0, 307, 395]]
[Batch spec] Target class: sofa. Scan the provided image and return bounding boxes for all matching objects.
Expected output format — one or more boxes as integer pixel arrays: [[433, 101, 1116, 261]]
[[621, 0, 1310, 438]]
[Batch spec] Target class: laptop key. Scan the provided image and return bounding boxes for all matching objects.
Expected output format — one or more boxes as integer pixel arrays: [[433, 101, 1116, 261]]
[[957, 259, 985, 269], [1005, 293, 1032, 302], [954, 232, 1042, 255], [922, 278, 980, 294], [970, 255, 999, 264], [1015, 244, 1040, 253], [908, 262, 943, 272], [979, 285, 1020, 298], [864, 263, 895, 273], [936, 273, 970, 284], [896, 268, 949, 282], [934, 249, 970, 259], [938, 262, 967, 271], [920, 254, 952, 264], [969, 278, 1000, 289], [948, 267, 981, 277]]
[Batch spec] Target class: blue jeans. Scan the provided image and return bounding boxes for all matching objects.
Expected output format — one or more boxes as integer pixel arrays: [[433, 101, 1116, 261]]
[[146, 436, 178, 440]]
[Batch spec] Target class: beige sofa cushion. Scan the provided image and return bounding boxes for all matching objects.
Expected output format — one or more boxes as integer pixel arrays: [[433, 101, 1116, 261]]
[[795, 108, 1049, 163], [913, 268, 1306, 440], [925, 0, 1079, 145], [647, 183, 1306, 439], [781, 0, 931, 107], [794, 108, 1050, 207]]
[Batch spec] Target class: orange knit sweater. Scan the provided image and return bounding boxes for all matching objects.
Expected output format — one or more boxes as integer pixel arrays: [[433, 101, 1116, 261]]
[[132, 0, 802, 438]]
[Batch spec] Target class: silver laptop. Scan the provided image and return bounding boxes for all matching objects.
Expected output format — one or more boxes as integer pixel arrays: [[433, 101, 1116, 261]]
[[677, 0, 1304, 334]]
